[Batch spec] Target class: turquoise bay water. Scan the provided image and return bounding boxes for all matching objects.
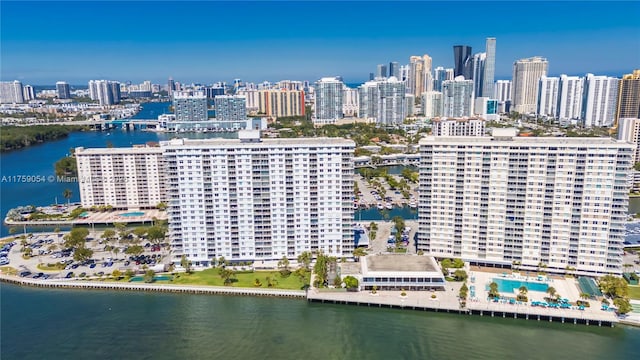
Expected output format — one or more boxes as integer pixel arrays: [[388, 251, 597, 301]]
[[1, 284, 638, 360], [492, 278, 549, 293]]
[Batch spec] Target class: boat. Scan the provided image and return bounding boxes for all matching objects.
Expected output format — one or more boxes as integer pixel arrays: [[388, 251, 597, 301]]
[[377, 202, 384, 210], [385, 203, 393, 210], [409, 202, 417, 208]]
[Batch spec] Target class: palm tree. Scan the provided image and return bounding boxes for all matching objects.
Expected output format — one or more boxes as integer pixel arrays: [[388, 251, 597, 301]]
[[488, 281, 499, 298], [353, 247, 367, 262], [518, 286, 528, 295], [546, 286, 557, 300], [63, 189, 73, 206]]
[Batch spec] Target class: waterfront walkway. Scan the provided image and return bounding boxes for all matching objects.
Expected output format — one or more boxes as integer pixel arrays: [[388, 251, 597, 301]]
[[0, 274, 306, 298]]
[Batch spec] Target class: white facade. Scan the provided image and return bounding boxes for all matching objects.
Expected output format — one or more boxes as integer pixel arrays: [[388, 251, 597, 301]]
[[161, 134, 355, 265], [431, 117, 485, 136], [512, 57, 548, 114], [618, 117, 640, 163], [537, 76, 559, 117], [422, 91, 443, 118], [342, 86, 359, 117], [75, 146, 165, 209], [442, 77, 474, 117], [0, 81, 24, 104], [358, 77, 406, 124], [418, 130, 632, 276], [314, 77, 344, 124], [22, 85, 35, 101], [582, 74, 619, 128], [557, 75, 584, 121], [494, 80, 512, 101], [215, 95, 247, 121]]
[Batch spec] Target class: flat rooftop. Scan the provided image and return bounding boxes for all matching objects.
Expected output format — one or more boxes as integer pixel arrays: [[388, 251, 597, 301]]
[[366, 255, 438, 273], [420, 134, 628, 147]]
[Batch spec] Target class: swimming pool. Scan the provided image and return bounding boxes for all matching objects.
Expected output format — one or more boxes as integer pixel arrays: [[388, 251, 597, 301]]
[[119, 212, 145, 217], [490, 278, 549, 293]]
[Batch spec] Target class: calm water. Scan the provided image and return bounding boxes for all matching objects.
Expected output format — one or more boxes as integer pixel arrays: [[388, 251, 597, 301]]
[[2, 120, 640, 357], [129, 101, 171, 119], [1, 284, 638, 360]]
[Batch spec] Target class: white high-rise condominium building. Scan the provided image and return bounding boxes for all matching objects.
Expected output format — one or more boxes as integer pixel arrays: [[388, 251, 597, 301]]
[[0, 81, 24, 104], [342, 87, 359, 117], [537, 76, 559, 117], [442, 77, 474, 117], [418, 128, 632, 276], [494, 80, 512, 101], [75, 145, 165, 209], [162, 131, 355, 265], [582, 74, 619, 128], [358, 81, 378, 121], [377, 77, 407, 125], [431, 117, 485, 136], [358, 78, 406, 124], [215, 95, 247, 121], [618, 117, 640, 163], [557, 75, 584, 121], [422, 91, 443, 118], [512, 57, 548, 114], [314, 77, 344, 124], [22, 85, 35, 101], [89, 80, 121, 105], [482, 37, 496, 98], [174, 91, 208, 122], [472, 52, 486, 97]]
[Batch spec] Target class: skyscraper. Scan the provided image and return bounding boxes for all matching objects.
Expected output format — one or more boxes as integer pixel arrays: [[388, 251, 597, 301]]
[[358, 78, 406, 125], [494, 80, 512, 101], [453, 45, 473, 79], [161, 133, 355, 265], [616, 70, 640, 123], [422, 91, 443, 118], [22, 85, 35, 101], [408, 55, 432, 99], [618, 117, 640, 163], [168, 77, 175, 96], [582, 74, 619, 127], [314, 77, 344, 124], [418, 129, 632, 276], [377, 77, 407, 125], [389, 61, 400, 78], [376, 64, 388, 79], [56, 81, 71, 99], [512, 57, 548, 114], [215, 95, 247, 121], [408, 56, 425, 98], [442, 77, 474, 117], [472, 53, 486, 97], [481, 37, 497, 98], [433, 67, 447, 92], [0, 81, 24, 104], [537, 76, 559, 117], [557, 75, 584, 121]]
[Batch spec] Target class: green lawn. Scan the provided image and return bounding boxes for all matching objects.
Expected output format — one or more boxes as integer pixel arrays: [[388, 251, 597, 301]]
[[171, 268, 310, 290], [629, 285, 640, 300]]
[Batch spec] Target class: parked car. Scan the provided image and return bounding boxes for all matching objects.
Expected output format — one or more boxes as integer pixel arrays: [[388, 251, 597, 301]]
[[65, 272, 74, 278]]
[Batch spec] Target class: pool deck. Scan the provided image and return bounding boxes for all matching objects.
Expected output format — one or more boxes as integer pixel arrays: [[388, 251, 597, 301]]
[[307, 269, 619, 327], [4, 209, 167, 227]]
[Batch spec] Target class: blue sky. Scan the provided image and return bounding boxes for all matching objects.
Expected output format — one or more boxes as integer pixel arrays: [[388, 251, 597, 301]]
[[1, 1, 639, 85]]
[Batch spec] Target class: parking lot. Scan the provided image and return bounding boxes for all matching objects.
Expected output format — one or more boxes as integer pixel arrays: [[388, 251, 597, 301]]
[[1, 231, 172, 280]]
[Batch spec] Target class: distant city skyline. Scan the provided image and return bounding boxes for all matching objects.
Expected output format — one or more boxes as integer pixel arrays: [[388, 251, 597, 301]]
[[1, 1, 639, 85]]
